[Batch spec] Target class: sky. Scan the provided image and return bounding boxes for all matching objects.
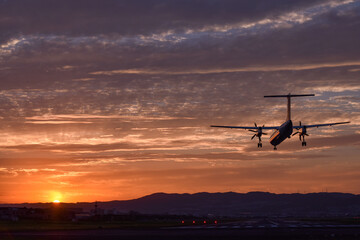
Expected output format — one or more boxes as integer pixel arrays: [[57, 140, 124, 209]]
[[0, 0, 359, 203]]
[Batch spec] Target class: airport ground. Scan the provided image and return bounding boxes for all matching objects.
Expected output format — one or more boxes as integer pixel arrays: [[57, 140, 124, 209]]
[[1, 218, 360, 240]]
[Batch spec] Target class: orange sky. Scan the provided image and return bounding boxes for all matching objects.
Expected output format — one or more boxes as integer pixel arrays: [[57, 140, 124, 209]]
[[0, 0, 359, 203]]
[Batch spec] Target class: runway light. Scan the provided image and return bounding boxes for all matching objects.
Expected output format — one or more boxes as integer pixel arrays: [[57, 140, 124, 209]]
[[204, 220, 206, 224], [193, 220, 195, 224], [181, 220, 184, 224], [214, 220, 218, 224]]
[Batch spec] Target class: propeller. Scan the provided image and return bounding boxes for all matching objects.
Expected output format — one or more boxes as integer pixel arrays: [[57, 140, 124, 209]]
[[292, 121, 308, 141], [248, 122, 268, 147], [258, 123, 268, 135], [249, 123, 267, 140]]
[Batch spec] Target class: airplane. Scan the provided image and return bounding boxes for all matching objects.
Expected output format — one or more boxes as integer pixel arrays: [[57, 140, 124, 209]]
[[211, 94, 350, 150]]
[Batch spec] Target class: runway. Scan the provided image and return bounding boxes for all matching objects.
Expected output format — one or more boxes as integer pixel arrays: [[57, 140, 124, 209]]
[[170, 218, 360, 230], [1, 219, 359, 240]]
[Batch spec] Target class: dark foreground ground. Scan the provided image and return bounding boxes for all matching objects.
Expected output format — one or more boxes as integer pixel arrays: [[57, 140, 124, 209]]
[[1, 227, 360, 240], [1, 218, 360, 240]]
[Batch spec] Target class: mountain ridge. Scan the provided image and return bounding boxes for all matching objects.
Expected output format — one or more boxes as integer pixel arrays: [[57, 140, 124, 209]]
[[1, 192, 359, 217]]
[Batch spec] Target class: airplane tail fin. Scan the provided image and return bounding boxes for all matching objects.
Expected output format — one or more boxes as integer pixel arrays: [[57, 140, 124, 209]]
[[264, 94, 315, 121]]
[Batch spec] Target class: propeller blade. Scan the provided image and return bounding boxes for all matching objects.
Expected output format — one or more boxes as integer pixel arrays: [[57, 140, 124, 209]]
[[251, 134, 256, 140], [262, 133, 268, 135], [305, 133, 309, 136], [292, 132, 299, 136], [299, 121, 302, 126], [248, 130, 257, 132], [254, 122, 257, 128]]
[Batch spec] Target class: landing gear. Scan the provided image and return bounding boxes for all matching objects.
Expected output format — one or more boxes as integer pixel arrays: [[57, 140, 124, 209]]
[[256, 136, 262, 148], [273, 145, 277, 150], [249, 123, 267, 149], [301, 135, 307, 147], [293, 123, 309, 147]]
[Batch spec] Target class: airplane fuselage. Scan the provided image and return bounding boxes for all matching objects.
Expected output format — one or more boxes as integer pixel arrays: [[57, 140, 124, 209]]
[[269, 120, 293, 147]]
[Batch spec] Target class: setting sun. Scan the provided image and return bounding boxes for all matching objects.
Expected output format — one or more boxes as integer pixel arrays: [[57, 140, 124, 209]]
[[50, 191, 63, 203]]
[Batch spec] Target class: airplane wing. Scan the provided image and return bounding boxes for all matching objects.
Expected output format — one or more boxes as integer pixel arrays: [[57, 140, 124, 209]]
[[293, 121, 350, 129], [211, 125, 279, 130]]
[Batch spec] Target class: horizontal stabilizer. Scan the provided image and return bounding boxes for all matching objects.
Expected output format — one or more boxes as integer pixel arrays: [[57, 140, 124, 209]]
[[264, 93, 315, 121]]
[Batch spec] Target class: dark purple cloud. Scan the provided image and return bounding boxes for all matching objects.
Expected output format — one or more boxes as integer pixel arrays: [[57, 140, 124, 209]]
[[0, 0, 329, 42], [0, 1, 359, 92]]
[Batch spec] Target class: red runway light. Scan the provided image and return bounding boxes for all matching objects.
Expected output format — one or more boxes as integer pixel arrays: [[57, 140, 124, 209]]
[[193, 220, 195, 224], [214, 220, 218, 224], [181, 220, 184, 224], [204, 220, 206, 224]]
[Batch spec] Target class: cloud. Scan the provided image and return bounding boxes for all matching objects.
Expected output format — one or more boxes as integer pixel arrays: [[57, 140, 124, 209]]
[[90, 61, 360, 75], [0, 0, 330, 42], [1, 2, 359, 87], [0, 0, 359, 202], [25, 114, 194, 121]]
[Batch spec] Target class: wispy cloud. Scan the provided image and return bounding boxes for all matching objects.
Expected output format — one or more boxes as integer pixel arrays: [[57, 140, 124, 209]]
[[90, 61, 360, 75]]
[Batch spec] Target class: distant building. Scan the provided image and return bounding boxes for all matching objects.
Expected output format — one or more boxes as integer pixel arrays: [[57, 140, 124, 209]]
[[0, 206, 83, 221], [0, 207, 19, 221]]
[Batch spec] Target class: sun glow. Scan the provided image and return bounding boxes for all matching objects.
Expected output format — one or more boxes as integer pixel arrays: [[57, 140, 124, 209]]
[[50, 191, 63, 203]]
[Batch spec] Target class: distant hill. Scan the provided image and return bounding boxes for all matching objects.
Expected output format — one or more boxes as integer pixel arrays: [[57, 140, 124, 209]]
[[2, 192, 360, 217]]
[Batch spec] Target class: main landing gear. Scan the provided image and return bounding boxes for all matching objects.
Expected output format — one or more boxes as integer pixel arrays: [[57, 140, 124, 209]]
[[249, 123, 267, 148], [256, 136, 263, 148], [293, 122, 308, 147], [273, 145, 277, 150], [300, 134, 307, 147]]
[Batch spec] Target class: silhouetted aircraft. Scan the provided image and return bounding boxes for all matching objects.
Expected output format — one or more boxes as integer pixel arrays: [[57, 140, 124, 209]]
[[211, 94, 350, 150]]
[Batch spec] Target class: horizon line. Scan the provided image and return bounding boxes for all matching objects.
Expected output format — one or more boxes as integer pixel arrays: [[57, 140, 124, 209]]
[[1, 190, 358, 205]]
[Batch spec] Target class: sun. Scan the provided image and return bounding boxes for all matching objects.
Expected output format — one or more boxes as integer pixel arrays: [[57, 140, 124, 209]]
[[49, 191, 63, 203]]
